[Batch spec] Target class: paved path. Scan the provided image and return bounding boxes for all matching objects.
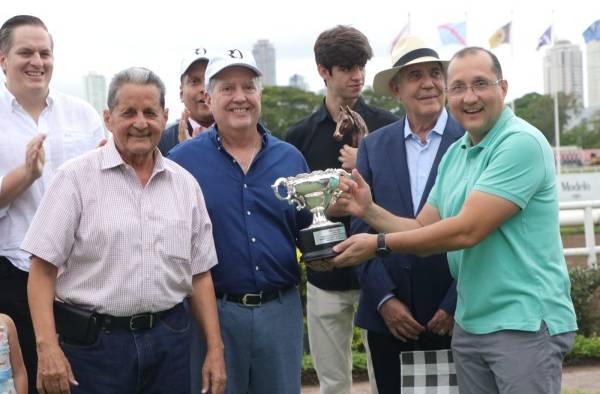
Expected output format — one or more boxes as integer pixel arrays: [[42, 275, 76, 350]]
[[301, 365, 600, 393]]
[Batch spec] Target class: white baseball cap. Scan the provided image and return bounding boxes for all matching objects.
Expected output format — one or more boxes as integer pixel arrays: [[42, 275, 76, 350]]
[[180, 47, 211, 77], [204, 49, 262, 82]]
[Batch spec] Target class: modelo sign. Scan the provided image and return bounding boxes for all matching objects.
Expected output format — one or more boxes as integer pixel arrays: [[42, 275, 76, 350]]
[[556, 173, 600, 202]]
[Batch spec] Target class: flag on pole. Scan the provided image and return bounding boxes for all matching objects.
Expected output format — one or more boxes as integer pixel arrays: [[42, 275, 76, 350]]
[[390, 22, 410, 53], [489, 22, 511, 49], [583, 19, 600, 44], [537, 26, 552, 50], [438, 22, 466, 46]]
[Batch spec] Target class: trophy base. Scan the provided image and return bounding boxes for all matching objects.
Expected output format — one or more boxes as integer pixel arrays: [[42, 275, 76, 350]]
[[300, 222, 347, 263]]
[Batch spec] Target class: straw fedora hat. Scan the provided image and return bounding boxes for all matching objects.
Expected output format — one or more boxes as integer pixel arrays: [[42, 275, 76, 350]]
[[372, 35, 448, 97]]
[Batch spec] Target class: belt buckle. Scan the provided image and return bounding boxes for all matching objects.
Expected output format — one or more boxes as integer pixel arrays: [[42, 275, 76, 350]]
[[129, 313, 154, 331], [241, 292, 262, 307]]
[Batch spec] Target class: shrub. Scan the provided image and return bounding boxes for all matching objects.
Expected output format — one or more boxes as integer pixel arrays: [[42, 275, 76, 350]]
[[569, 268, 600, 337]]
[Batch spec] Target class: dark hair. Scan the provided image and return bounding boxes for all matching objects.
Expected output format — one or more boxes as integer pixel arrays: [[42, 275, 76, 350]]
[[0, 15, 52, 54], [314, 25, 373, 72], [450, 46, 503, 79], [107, 67, 166, 111]]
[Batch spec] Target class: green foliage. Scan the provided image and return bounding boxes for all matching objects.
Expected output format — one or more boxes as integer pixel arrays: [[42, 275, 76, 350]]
[[302, 351, 369, 371], [560, 225, 600, 236], [569, 268, 600, 336], [568, 335, 600, 359], [514, 92, 582, 145], [361, 87, 405, 118], [352, 326, 365, 352], [562, 111, 600, 149], [260, 86, 323, 139]]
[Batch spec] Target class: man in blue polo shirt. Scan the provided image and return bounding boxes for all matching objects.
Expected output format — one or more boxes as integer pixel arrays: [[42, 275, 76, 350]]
[[169, 49, 311, 394], [330, 47, 577, 394]]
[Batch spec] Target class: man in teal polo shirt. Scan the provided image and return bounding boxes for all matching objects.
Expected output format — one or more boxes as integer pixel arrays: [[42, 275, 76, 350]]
[[328, 47, 577, 394]]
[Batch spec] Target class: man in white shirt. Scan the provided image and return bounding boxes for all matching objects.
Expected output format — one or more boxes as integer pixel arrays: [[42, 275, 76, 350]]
[[0, 15, 104, 392]]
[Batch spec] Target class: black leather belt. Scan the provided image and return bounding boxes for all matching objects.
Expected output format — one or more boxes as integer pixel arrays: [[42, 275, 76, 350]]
[[216, 289, 283, 307], [97, 303, 182, 332]]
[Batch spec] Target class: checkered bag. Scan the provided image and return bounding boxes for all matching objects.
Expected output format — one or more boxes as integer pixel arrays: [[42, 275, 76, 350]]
[[400, 349, 458, 393]]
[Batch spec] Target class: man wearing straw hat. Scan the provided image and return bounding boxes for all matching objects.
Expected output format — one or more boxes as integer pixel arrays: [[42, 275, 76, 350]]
[[348, 35, 463, 394]]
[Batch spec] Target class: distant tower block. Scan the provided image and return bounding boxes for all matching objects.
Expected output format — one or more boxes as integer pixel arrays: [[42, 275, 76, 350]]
[[543, 40, 584, 105], [253, 39, 277, 86], [84, 72, 107, 115]]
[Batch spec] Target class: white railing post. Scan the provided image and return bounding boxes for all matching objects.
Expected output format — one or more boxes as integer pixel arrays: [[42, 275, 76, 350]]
[[559, 200, 600, 269], [583, 206, 598, 269]]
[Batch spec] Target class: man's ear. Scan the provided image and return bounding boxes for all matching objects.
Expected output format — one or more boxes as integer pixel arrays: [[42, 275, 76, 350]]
[[103, 109, 111, 131], [0, 51, 7, 75], [317, 64, 331, 81]]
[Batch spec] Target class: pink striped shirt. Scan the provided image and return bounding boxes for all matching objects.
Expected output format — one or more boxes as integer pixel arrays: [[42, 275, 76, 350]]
[[21, 139, 217, 316]]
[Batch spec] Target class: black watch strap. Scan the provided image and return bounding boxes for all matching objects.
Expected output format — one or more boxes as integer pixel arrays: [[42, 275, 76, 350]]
[[376, 233, 391, 257]]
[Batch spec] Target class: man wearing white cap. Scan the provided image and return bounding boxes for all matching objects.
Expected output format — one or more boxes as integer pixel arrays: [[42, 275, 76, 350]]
[[333, 35, 464, 394], [158, 47, 214, 155], [169, 49, 312, 394]]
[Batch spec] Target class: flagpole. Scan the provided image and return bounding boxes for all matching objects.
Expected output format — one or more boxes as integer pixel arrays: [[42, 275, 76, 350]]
[[551, 10, 561, 175], [510, 12, 515, 111]]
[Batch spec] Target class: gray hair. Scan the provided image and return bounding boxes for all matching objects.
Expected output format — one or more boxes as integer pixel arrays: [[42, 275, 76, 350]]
[[206, 74, 263, 95], [107, 67, 166, 111]]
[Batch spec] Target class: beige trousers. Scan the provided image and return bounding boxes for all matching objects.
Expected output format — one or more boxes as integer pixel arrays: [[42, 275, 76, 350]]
[[307, 283, 378, 394]]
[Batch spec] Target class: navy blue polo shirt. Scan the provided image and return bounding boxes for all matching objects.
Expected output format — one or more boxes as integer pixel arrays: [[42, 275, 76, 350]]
[[169, 124, 312, 294]]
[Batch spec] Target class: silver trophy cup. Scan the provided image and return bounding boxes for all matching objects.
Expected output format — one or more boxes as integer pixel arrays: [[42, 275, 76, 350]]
[[272, 168, 350, 262]]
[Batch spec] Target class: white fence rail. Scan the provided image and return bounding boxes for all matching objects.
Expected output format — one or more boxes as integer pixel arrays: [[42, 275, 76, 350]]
[[559, 200, 600, 269]]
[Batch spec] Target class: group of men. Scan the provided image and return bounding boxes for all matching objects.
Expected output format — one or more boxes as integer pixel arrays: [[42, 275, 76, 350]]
[[0, 13, 577, 394]]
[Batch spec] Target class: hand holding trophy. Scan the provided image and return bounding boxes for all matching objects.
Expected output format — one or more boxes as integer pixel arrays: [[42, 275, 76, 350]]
[[272, 168, 351, 264]]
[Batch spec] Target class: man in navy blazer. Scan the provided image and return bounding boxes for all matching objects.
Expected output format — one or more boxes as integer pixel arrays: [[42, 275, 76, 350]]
[[351, 36, 464, 394]]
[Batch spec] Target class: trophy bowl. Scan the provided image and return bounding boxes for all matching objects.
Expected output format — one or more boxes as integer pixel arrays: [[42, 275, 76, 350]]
[[272, 168, 350, 262]]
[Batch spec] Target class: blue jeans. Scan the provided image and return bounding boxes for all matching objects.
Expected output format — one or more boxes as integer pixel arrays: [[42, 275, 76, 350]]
[[61, 303, 191, 394], [192, 287, 303, 394]]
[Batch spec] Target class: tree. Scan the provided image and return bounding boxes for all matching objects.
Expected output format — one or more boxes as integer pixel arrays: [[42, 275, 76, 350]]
[[260, 86, 323, 139], [562, 109, 600, 149], [514, 92, 582, 145], [361, 87, 405, 118]]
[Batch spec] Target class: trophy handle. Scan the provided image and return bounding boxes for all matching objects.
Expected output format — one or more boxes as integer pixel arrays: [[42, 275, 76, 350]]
[[272, 177, 292, 201]]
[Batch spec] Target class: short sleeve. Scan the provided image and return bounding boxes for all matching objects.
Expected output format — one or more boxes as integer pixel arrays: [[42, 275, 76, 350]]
[[20, 168, 82, 266], [474, 133, 546, 208]]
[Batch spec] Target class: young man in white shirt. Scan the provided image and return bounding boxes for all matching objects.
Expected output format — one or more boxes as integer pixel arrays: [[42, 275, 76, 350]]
[[0, 15, 104, 392]]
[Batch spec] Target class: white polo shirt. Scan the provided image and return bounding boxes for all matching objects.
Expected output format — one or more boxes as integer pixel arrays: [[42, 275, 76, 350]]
[[0, 85, 105, 271]]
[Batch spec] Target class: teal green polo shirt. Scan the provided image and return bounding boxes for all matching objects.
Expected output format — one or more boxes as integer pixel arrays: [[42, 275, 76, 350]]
[[428, 107, 577, 335]]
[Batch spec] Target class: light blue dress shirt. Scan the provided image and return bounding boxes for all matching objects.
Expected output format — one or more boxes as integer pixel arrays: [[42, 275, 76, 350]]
[[404, 108, 448, 214], [377, 108, 448, 310]]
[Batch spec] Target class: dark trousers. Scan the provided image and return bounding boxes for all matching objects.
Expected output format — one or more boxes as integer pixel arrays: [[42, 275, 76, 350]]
[[61, 302, 191, 394], [0, 256, 37, 394], [367, 329, 452, 394]]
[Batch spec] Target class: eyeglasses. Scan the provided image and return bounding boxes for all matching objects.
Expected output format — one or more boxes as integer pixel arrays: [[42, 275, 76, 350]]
[[446, 79, 503, 97]]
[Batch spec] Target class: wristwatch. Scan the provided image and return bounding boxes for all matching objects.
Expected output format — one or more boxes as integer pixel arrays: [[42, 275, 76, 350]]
[[375, 233, 391, 258]]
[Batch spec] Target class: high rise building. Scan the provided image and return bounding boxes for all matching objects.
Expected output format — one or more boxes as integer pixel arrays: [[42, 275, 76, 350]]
[[587, 40, 600, 108], [543, 40, 584, 105], [83, 72, 107, 115], [289, 74, 309, 91], [252, 39, 276, 86]]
